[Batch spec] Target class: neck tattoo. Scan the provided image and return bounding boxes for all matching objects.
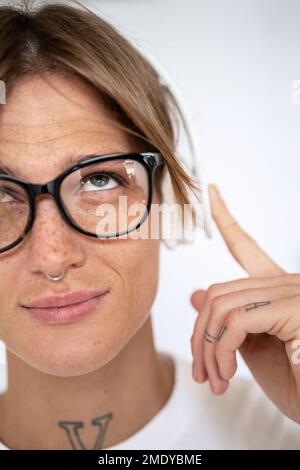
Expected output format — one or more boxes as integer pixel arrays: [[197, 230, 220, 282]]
[[58, 412, 113, 450]]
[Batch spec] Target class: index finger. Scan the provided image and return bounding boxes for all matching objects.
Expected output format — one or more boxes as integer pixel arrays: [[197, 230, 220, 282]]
[[208, 184, 285, 277]]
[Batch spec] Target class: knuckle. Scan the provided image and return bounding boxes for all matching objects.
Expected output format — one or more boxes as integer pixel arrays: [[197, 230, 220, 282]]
[[207, 283, 222, 300], [210, 295, 226, 315], [226, 307, 241, 329]]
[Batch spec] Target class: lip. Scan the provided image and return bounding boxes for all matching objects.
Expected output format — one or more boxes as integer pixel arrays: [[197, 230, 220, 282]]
[[24, 290, 108, 308], [22, 289, 109, 325]]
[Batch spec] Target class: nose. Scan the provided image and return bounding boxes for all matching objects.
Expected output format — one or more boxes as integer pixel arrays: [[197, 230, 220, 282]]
[[26, 195, 86, 278]]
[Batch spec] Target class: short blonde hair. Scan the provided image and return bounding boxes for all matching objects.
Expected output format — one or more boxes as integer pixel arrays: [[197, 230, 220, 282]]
[[0, 0, 201, 237]]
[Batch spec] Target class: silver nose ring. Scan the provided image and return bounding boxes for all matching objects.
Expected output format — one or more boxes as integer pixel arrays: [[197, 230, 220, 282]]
[[44, 269, 66, 282]]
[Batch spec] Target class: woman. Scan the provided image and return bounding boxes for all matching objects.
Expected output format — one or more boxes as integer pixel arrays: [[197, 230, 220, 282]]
[[0, 1, 299, 450]]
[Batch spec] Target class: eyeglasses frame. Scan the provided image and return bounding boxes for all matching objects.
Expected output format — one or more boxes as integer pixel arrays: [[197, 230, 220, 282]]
[[0, 151, 164, 254]]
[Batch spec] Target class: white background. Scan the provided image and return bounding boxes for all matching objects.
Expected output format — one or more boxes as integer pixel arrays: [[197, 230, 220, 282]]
[[1, 0, 300, 387]]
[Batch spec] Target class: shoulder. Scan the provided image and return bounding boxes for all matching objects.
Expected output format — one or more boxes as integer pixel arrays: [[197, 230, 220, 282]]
[[171, 353, 300, 449]]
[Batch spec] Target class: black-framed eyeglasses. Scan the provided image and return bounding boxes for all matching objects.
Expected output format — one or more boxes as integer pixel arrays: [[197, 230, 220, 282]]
[[0, 152, 164, 254]]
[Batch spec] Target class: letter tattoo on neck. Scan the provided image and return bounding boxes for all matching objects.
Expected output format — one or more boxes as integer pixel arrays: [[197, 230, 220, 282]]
[[58, 412, 113, 450]]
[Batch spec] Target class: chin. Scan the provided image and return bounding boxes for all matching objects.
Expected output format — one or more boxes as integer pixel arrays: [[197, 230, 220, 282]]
[[6, 327, 132, 378], [4, 296, 150, 377]]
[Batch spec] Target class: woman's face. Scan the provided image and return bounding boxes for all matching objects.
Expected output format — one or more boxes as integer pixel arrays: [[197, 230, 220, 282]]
[[0, 73, 160, 377]]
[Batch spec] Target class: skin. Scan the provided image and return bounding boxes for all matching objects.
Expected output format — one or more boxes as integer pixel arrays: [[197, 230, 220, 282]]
[[2, 70, 297, 450], [0, 73, 174, 449], [191, 184, 300, 425]]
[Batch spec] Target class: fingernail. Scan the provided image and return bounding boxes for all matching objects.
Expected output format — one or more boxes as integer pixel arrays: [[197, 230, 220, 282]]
[[209, 183, 217, 190], [210, 183, 220, 195]]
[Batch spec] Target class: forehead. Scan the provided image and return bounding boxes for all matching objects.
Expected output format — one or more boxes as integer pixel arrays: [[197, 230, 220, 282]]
[[1, 72, 112, 124], [0, 73, 135, 180]]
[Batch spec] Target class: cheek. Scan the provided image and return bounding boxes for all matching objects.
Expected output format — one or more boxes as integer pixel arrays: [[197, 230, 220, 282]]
[[0, 257, 20, 342], [0, 238, 160, 377], [116, 238, 160, 315]]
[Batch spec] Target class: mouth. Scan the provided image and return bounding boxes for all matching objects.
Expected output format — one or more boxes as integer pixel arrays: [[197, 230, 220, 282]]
[[22, 290, 110, 325]]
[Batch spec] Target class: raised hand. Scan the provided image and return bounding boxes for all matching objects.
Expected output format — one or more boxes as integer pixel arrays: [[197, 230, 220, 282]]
[[190, 184, 300, 424]]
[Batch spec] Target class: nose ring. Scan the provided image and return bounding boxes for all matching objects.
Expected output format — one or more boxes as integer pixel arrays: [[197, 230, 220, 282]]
[[44, 269, 66, 282]]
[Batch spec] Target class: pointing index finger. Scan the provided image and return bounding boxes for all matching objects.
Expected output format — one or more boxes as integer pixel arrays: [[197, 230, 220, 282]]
[[208, 184, 284, 277]]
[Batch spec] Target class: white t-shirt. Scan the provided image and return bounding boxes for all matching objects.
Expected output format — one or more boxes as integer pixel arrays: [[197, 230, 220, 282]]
[[0, 353, 300, 450]]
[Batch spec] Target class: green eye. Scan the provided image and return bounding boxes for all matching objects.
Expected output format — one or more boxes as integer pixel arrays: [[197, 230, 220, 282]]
[[80, 173, 120, 192]]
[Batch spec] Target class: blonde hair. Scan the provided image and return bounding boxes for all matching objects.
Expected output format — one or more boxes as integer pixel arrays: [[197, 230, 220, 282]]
[[0, 0, 202, 239]]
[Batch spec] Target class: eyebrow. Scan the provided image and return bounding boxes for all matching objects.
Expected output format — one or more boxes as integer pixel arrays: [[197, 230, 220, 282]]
[[0, 151, 120, 178]]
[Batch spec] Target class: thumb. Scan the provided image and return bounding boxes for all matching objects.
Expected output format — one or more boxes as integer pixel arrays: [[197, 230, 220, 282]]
[[190, 289, 207, 313]]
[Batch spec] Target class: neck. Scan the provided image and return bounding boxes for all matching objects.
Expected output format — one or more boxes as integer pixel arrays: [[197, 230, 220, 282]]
[[0, 316, 174, 450]]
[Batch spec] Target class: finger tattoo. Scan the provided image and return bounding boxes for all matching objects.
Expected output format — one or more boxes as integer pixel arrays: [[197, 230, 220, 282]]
[[216, 323, 227, 340], [204, 324, 227, 343], [209, 302, 271, 344], [245, 301, 271, 311]]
